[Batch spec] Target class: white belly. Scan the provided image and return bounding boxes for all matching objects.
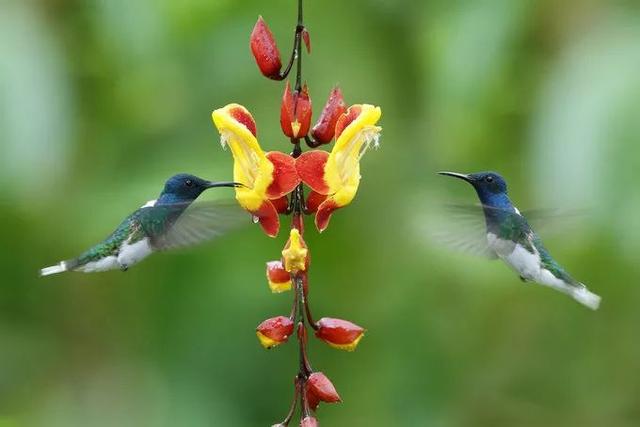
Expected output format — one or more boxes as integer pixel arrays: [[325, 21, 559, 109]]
[[117, 237, 153, 268], [76, 256, 120, 272], [486, 228, 601, 309], [487, 233, 539, 278], [487, 232, 568, 288]]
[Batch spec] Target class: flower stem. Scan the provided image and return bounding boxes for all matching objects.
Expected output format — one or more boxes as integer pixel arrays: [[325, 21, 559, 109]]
[[277, 0, 305, 84], [295, 0, 303, 92], [280, 377, 301, 426], [280, 1, 317, 423]]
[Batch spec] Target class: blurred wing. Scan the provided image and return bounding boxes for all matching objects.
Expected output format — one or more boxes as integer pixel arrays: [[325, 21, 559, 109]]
[[519, 207, 588, 236], [154, 200, 250, 250], [431, 204, 497, 259], [433, 203, 588, 259], [444, 204, 587, 235]]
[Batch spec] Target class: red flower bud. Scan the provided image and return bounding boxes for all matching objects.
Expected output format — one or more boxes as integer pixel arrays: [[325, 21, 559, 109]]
[[315, 318, 365, 351], [250, 16, 282, 79], [266, 260, 292, 293], [256, 316, 294, 349], [306, 372, 341, 407], [311, 87, 346, 144], [302, 28, 311, 54], [300, 416, 318, 427], [281, 82, 312, 139]]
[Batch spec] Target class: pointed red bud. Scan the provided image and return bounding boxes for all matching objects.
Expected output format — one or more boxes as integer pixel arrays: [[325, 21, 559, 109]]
[[307, 372, 341, 405], [315, 318, 365, 351], [256, 316, 294, 349], [250, 16, 282, 79], [311, 87, 346, 144], [302, 28, 311, 54], [281, 82, 312, 139], [266, 260, 292, 293], [300, 416, 318, 427]]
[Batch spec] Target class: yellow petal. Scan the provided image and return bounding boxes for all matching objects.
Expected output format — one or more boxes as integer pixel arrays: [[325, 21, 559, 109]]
[[324, 104, 382, 207], [211, 104, 274, 212]]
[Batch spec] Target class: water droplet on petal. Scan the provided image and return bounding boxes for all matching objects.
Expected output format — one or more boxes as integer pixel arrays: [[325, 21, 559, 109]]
[[252, 215, 260, 224]]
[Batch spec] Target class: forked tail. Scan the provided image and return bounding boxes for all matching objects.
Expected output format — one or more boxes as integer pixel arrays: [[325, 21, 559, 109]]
[[40, 260, 73, 276], [571, 285, 601, 310]]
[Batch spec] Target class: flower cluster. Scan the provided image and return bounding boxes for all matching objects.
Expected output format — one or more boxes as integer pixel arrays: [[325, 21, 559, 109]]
[[211, 2, 381, 425], [211, 99, 381, 236]]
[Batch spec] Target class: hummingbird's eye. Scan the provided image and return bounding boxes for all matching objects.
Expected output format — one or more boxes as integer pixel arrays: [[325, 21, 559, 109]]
[[185, 179, 193, 187], [485, 176, 494, 183]]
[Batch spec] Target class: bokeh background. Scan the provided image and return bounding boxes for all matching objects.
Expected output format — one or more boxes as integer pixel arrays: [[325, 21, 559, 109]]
[[2, 0, 640, 425]]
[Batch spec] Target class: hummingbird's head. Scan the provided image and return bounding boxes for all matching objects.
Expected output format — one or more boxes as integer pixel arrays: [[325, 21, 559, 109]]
[[160, 173, 241, 203], [438, 171, 509, 204]]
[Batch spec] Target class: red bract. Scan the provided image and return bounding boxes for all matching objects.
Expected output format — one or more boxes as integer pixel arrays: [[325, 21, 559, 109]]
[[300, 416, 318, 427], [302, 28, 311, 53], [311, 87, 346, 144], [315, 317, 365, 351], [250, 16, 282, 79], [281, 82, 312, 139], [256, 316, 294, 349]]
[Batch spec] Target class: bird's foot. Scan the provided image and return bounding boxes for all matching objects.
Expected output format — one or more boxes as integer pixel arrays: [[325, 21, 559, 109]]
[[120, 264, 129, 272]]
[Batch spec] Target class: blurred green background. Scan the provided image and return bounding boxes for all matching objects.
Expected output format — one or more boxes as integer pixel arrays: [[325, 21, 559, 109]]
[[2, 0, 640, 425]]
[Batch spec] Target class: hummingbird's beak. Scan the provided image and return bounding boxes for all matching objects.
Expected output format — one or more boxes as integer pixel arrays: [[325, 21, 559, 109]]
[[438, 171, 472, 183], [206, 181, 246, 189]]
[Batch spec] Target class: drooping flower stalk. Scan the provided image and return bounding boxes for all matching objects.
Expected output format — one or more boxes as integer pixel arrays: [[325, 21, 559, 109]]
[[212, 0, 381, 424]]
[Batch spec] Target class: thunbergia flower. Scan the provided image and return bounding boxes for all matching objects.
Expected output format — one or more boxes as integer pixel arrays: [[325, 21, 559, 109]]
[[297, 104, 382, 231], [214, 1, 381, 424], [211, 104, 299, 236]]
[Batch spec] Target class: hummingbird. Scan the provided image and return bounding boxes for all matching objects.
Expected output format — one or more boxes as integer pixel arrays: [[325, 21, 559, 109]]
[[438, 171, 601, 310], [40, 173, 244, 276]]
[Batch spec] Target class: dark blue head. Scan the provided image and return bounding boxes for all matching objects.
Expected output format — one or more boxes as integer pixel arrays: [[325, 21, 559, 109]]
[[439, 171, 513, 210], [157, 173, 241, 205]]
